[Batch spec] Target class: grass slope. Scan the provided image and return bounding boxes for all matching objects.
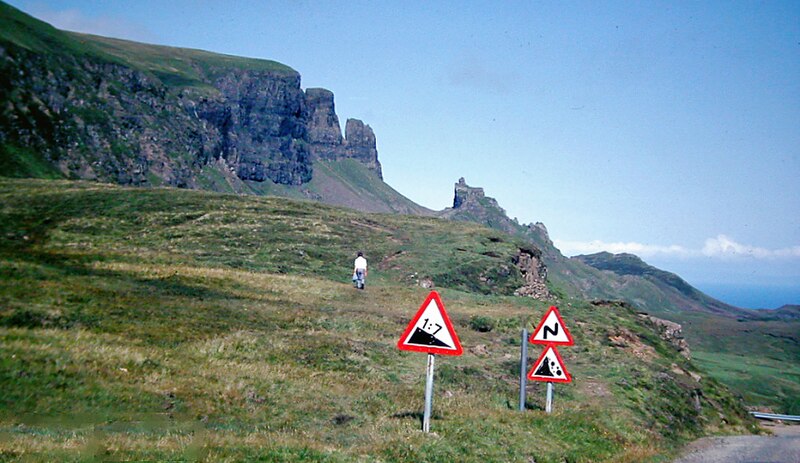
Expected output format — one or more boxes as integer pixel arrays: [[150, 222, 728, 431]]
[[676, 310, 800, 415], [70, 33, 297, 93], [0, 1, 104, 58], [195, 159, 434, 216], [0, 178, 755, 462], [0, 1, 296, 89], [574, 253, 800, 414], [304, 159, 434, 215]]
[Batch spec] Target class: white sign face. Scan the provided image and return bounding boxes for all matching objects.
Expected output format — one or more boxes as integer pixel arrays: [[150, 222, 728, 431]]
[[527, 345, 572, 383], [530, 306, 574, 345], [401, 299, 456, 349], [397, 291, 463, 355]]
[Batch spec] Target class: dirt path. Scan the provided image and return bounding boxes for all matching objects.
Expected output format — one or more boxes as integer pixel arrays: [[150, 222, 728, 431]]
[[673, 423, 800, 463]]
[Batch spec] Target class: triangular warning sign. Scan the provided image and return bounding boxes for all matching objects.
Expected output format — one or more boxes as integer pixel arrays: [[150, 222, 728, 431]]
[[527, 345, 572, 383], [530, 306, 574, 346], [398, 291, 463, 356]]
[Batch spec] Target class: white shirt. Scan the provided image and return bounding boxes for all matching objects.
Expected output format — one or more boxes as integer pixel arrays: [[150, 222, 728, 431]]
[[354, 256, 367, 271]]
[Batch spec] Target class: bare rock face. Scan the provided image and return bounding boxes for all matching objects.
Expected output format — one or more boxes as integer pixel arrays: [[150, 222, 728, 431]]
[[211, 69, 311, 185], [0, 39, 314, 187], [305, 87, 343, 159], [344, 119, 382, 179], [638, 314, 692, 359], [453, 177, 499, 209], [304, 89, 382, 179], [513, 247, 551, 300]]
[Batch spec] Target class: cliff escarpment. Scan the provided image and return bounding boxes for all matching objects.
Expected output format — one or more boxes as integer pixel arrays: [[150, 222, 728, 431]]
[[0, 2, 380, 190]]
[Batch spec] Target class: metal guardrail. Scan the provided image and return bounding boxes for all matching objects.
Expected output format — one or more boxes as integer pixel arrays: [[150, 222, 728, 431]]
[[750, 412, 800, 422]]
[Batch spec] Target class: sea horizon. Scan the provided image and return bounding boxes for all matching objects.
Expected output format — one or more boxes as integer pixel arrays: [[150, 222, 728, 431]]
[[694, 282, 800, 310]]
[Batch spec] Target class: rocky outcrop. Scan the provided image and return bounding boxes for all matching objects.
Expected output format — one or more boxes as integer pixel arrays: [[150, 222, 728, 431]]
[[305, 87, 343, 159], [344, 119, 382, 178], [639, 314, 691, 359], [305, 88, 382, 179], [513, 247, 551, 300], [441, 178, 514, 234], [439, 177, 552, 299], [453, 177, 499, 209], [207, 69, 311, 185]]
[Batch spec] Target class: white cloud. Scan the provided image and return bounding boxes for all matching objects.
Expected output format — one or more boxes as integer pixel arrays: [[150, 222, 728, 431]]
[[29, 5, 157, 43], [555, 234, 800, 261], [554, 239, 694, 258], [701, 234, 800, 260]]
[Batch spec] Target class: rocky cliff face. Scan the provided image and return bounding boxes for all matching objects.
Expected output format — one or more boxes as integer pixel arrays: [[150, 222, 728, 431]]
[[306, 87, 343, 158], [0, 44, 316, 186], [306, 88, 382, 178], [639, 314, 691, 359], [211, 70, 311, 185], [344, 119, 382, 178], [0, 6, 381, 189]]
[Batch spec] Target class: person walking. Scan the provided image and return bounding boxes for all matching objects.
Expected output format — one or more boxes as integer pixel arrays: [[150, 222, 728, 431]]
[[353, 251, 368, 290]]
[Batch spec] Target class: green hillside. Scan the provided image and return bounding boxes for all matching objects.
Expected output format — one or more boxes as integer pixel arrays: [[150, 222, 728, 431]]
[[0, 1, 295, 88], [0, 1, 103, 58], [0, 178, 754, 462], [574, 252, 800, 414], [438, 179, 800, 415]]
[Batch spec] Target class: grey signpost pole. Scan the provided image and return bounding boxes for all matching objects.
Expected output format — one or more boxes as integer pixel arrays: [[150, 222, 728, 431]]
[[423, 353, 435, 432], [519, 328, 528, 411], [546, 382, 554, 414]]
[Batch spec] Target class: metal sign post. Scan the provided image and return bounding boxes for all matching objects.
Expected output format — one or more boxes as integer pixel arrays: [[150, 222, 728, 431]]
[[527, 306, 574, 415], [423, 353, 435, 433], [397, 291, 463, 434], [518, 328, 528, 411]]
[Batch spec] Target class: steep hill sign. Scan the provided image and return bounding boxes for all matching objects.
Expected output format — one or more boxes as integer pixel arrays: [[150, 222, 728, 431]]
[[397, 290, 462, 433], [397, 290, 463, 356]]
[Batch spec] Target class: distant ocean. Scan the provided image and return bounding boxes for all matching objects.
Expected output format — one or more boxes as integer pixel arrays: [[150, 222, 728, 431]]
[[694, 283, 800, 310]]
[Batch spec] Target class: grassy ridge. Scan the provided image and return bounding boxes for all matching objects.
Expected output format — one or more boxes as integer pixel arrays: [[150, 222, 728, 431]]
[[0, 179, 525, 295], [71, 33, 297, 92], [0, 179, 754, 462], [1, 1, 295, 92], [0, 2, 104, 57]]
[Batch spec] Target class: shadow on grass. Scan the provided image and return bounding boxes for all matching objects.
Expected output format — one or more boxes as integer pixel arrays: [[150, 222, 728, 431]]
[[0, 249, 294, 345], [391, 410, 444, 428]]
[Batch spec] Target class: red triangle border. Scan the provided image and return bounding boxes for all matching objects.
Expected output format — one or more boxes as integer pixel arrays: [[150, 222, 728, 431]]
[[397, 290, 463, 356]]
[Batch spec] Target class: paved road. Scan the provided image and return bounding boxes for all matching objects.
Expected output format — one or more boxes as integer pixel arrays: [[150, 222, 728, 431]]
[[673, 424, 800, 463]]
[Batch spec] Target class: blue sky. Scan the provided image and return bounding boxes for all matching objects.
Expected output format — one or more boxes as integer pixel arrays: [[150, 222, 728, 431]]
[[8, 0, 800, 308]]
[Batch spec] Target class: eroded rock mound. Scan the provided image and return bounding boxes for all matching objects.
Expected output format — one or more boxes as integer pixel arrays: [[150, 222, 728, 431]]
[[513, 247, 551, 300]]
